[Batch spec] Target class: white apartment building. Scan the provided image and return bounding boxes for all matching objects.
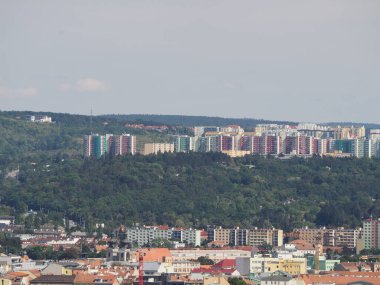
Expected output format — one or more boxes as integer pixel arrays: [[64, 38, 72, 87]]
[[27, 115, 52, 123], [123, 226, 201, 247]]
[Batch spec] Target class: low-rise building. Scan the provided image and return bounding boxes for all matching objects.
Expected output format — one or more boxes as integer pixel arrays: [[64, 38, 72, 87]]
[[173, 261, 200, 274], [143, 143, 174, 155], [26, 115, 52, 123], [236, 257, 306, 276], [170, 249, 251, 263]]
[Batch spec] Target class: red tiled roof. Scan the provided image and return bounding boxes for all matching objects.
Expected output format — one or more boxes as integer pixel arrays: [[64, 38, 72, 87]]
[[138, 248, 172, 262], [213, 259, 236, 269], [31, 275, 75, 284], [192, 268, 215, 274], [191, 268, 237, 275], [289, 239, 315, 250], [8, 272, 29, 277], [299, 273, 380, 285]]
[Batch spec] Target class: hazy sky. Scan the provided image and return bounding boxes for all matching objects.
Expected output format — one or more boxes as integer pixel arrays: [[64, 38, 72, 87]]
[[1, 1, 379, 123]]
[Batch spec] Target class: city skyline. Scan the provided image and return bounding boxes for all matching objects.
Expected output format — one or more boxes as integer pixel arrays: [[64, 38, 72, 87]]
[[1, 1, 380, 123]]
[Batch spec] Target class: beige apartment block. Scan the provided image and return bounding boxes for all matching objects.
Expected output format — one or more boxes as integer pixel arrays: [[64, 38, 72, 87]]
[[248, 229, 283, 247], [173, 260, 200, 274], [214, 228, 232, 246], [236, 257, 306, 276], [293, 227, 360, 249], [294, 228, 325, 244], [143, 143, 174, 155]]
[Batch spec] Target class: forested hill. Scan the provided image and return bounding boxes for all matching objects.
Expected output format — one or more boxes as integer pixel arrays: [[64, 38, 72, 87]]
[[102, 114, 380, 129], [1, 110, 380, 233], [1, 152, 380, 231], [102, 114, 297, 129], [0, 111, 169, 161]]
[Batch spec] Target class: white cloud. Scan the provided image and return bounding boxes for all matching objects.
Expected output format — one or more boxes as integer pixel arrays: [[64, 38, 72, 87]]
[[76, 78, 108, 92], [0, 86, 38, 98], [58, 78, 109, 93]]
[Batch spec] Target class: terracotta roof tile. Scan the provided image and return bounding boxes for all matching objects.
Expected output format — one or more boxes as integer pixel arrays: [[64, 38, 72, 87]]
[[213, 259, 236, 269], [31, 275, 75, 284]]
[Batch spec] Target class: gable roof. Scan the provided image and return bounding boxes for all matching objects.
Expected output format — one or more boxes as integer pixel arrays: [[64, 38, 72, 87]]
[[289, 240, 315, 250], [299, 274, 380, 285], [213, 259, 236, 269], [8, 272, 30, 277], [139, 248, 171, 262], [260, 276, 292, 282], [31, 275, 75, 284]]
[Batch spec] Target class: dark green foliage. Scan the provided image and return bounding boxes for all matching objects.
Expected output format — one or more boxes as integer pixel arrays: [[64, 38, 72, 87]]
[[26, 246, 81, 260], [103, 114, 297, 129], [197, 256, 215, 265], [1, 151, 380, 231], [0, 233, 22, 254], [228, 277, 250, 285], [148, 238, 172, 248]]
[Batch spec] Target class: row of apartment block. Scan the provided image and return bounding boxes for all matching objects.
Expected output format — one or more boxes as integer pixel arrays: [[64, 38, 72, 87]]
[[170, 134, 380, 158], [196, 124, 369, 140], [83, 134, 136, 158], [291, 227, 361, 249], [207, 227, 283, 247], [112, 222, 380, 251], [116, 226, 202, 247], [185, 125, 380, 158]]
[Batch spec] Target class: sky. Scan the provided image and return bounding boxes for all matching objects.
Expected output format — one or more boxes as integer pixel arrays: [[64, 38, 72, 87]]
[[1, 0, 379, 123]]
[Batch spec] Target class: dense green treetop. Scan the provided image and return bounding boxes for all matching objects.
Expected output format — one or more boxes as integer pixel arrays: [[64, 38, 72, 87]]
[[1, 152, 380, 231]]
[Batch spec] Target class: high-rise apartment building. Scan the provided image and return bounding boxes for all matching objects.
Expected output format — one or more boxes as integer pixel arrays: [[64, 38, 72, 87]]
[[363, 218, 380, 249], [262, 135, 281, 155], [112, 134, 136, 155], [173, 135, 194, 153], [373, 140, 380, 158], [216, 135, 235, 151], [119, 226, 201, 247], [198, 136, 218, 152], [207, 227, 283, 247], [83, 134, 136, 158], [325, 228, 361, 249]]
